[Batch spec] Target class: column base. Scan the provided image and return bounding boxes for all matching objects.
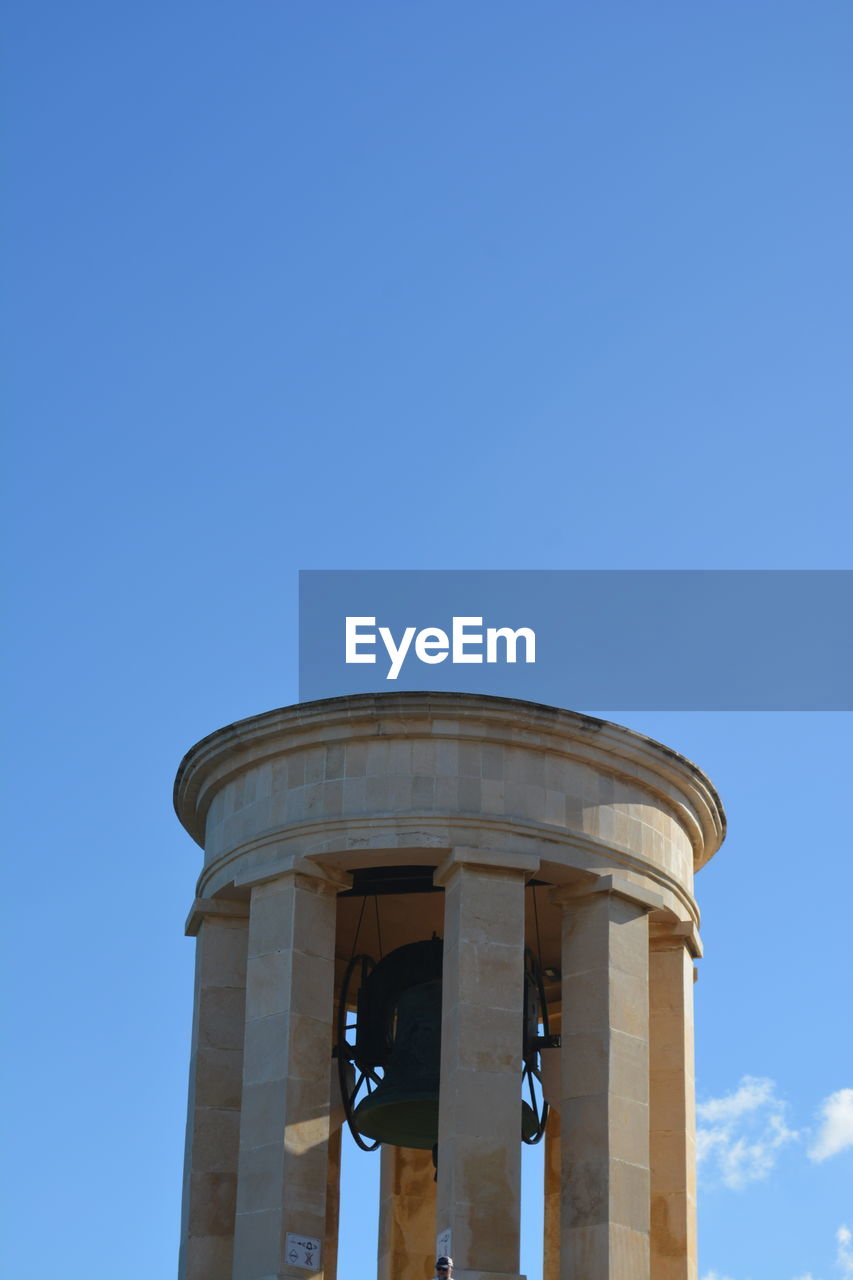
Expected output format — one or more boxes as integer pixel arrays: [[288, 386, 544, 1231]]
[[454, 1272, 527, 1280]]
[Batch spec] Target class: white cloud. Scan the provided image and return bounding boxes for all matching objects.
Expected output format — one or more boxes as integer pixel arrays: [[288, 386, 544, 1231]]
[[706, 1223, 853, 1280], [698, 1076, 776, 1124], [701, 1269, 816, 1279], [697, 1075, 799, 1189], [808, 1089, 853, 1163]]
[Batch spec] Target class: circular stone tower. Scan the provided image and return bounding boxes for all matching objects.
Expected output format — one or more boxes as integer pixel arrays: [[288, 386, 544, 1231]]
[[174, 692, 724, 1280]]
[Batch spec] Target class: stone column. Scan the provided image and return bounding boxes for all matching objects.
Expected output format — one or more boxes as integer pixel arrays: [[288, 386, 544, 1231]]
[[179, 898, 249, 1280], [378, 1145, 437, 1280], [540, 1009, 561, 1280], [542, 1110, 561, 1280], [553, 876, 661, 1279], [322, 996, 344, 1280], [649, 924, 700, 1280], [232, 868, 343, 1280], [323, 1128, 342, 1280], [434, 849, 538, 1280]]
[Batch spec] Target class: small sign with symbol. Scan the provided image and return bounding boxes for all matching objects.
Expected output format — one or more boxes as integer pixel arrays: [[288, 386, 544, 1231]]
[[285, 1233, 322, 1272], [436, 1227, 451, 1259]]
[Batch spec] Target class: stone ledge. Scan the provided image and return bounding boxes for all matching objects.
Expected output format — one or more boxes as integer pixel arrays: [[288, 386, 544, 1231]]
[[650, 919, 703, 958], [185, 897, 249, 937], [434, 847, 540, 886], [550, 873, 666, 914]]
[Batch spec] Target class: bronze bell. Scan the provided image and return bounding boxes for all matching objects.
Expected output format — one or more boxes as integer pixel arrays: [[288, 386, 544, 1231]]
[[340, 937, 443, 1150], [354, 975, 443, 1149], [338, 937, 547, 1151]]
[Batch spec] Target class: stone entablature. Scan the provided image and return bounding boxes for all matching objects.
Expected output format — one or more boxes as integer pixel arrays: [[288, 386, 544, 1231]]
[[174, 692, 724, 927]]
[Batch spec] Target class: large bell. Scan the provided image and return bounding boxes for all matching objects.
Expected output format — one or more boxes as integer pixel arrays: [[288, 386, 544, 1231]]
[[345, 937, 542, 1150], [353, 977, 442, 1149]]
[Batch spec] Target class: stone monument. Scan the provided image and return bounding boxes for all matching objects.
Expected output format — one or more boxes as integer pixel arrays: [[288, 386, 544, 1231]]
[[174, 692, 724, 1280]]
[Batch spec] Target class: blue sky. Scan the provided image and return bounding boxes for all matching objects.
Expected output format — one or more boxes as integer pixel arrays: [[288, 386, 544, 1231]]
[[3, 4, 851, 1277]]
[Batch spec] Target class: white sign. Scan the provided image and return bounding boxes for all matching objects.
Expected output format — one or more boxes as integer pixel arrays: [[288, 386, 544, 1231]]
[[436, 1227, 452, 1259], [285, 1233, 322, 1272]]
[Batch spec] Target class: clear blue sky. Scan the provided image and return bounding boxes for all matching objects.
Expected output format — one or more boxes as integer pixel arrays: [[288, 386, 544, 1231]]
[[3, 4, 851, 1278]]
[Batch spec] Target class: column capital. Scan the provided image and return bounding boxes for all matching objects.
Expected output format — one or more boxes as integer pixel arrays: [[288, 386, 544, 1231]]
[[433, 847, 540, 888], [549, 873, 665, 914], [649, 918, 703, 958], [234, 855, 352, 896], [185, 896, 249, 937]]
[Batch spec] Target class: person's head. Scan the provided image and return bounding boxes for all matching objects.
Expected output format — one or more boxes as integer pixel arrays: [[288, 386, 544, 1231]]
[[435, 1256, 453, 1278]]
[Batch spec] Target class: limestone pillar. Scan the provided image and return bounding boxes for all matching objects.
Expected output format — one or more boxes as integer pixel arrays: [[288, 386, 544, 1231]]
[[542, 1110, 560, 1280], [649, 926, 700, 1280], [179, 899, 249, 1280], [554, 877, 660, 1279], [541, 1008, 561, 1280], [377, 1145, 437, 1280], [232, 869, 341, 1280], [434, 849, 537, 1280], [323, 1128, 342, 1280], [322, 994, 344, 1280]]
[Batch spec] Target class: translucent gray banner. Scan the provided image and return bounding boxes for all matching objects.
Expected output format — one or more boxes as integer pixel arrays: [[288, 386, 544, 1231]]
[[299, 570, 852, 710]]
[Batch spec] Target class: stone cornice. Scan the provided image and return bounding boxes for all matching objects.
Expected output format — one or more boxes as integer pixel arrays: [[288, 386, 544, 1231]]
[[174, 692, 725, 869]]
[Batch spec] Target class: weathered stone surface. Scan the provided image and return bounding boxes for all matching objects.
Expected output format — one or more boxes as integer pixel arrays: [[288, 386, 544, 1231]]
[[378, 1145, 436, 1280], [178, 909, 248, 1280], [557, 886, 652, 1279], [650, 935, 698, 1280], [436, 856, 527, 1280], [232, 871, 340, 1280]]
